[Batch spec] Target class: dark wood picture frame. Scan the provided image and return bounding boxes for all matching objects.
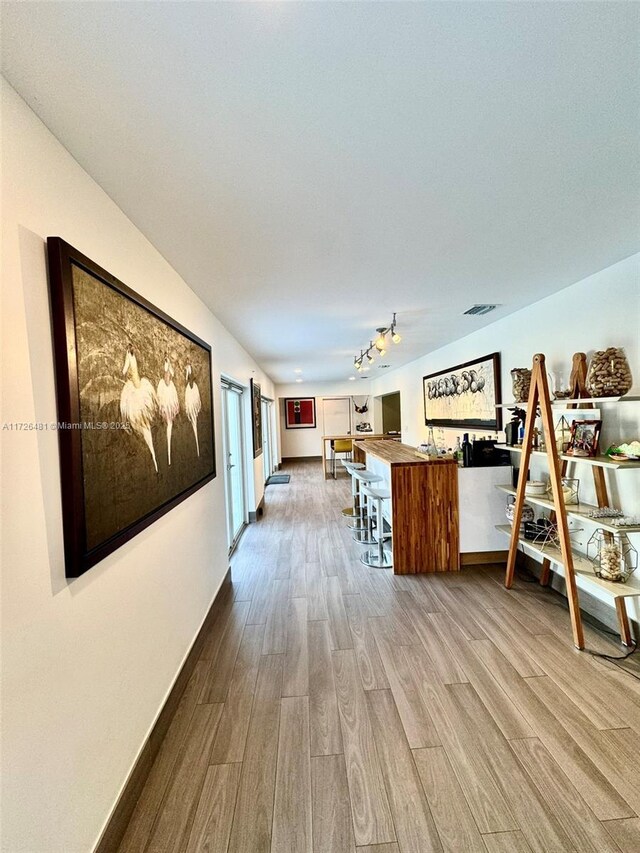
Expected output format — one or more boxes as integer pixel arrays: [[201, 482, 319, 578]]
[[251, 378, 263, 458], [423, 352, 502, 430], [567, 419, 602, 457], [284, 397, 316, 429], [47, 237, 216, 578]]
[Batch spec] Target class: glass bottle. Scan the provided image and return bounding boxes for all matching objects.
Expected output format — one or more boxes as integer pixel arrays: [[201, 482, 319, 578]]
[[426, 425, 438, 458], [462, 433, 473, 468]]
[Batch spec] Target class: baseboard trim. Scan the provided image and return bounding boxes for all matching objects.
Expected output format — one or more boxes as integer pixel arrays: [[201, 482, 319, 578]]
[[94, 567, 232, 853], [249, 496, 265, 522], [461, 550, 508, 566], [281, 455, 322, 462]]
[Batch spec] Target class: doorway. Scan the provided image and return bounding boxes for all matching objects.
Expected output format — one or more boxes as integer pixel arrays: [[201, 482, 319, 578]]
[[221, 379, 247, 552], [381, 391, 401, 434], [261, 397, 274, 481]]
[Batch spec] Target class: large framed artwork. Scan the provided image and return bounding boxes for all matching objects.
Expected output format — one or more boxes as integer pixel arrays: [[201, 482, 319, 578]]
[[423, 352, 502, 430], [251, 378, 263, 457], [47, 238, 216, 578], [284, 397, 316, 429]]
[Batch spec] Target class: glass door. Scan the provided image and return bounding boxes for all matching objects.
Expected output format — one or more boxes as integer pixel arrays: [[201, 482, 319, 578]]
[[221, 380, 247, 552], [262, 398, 273, 480]]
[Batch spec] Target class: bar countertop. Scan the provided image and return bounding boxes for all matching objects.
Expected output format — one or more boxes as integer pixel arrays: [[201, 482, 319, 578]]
[[353, 439, 455, 467]]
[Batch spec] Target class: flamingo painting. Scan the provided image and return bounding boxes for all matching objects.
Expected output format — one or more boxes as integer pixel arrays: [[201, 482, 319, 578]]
[[157, 354, 180, 465], [185, 360, 202, 456], [120, 343, 158, 473]]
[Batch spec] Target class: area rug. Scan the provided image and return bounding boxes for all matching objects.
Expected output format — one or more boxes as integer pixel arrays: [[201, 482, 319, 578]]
[[266, 474, 291, 485]]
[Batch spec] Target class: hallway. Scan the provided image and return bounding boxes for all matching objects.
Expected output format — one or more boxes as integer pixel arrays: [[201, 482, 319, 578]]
[[118, 460, 640, 853]]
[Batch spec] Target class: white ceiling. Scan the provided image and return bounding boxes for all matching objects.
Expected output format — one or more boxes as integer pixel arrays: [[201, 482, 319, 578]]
[[2, 2, 639, 384]]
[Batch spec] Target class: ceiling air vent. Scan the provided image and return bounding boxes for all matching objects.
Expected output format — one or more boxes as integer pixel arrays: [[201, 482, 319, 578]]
[[464, 304, 499, 316]]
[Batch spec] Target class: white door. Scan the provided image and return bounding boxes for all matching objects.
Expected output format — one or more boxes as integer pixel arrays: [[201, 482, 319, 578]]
[[322, 397, 352, 437], [261, 398, 273, 480], [322, 397, 352, 464], [221, 380, 247, 552]]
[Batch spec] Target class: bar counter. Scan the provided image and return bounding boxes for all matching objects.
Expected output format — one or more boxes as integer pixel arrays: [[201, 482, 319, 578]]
[[353, 440, 459, 574], [353, 440, 433, 466], [321, 433, 400, 479]]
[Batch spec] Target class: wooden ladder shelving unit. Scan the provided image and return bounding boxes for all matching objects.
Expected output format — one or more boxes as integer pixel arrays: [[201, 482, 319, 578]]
[[538, 352, 592, 590], [504, 353, 585, 649], [553, 352, 633, 646]]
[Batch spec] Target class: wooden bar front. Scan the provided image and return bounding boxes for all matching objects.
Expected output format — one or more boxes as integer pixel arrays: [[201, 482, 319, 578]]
[[353, 440, 459, 574]]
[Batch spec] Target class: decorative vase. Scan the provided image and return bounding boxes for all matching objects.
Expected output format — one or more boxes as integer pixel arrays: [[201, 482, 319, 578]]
[[586, 348, 632, 397]]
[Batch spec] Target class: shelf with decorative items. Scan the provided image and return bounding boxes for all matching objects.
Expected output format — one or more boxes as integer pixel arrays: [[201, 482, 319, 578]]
[[495, 444, 640, 470], [499, 350, 639, 650], [496, 395, 640, 408], [496, 485, 640, 535], [496, 525, 640, 600]]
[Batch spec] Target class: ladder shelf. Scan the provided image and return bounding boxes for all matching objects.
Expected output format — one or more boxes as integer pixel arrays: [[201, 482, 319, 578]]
[[502, 351, 638, 649]]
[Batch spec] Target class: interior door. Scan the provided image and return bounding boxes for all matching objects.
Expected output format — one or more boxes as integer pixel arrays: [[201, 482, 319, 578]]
[[322, 397, 352, 464], [261, 398, 273, 480], [221, 381, 247, 551], [322, 397, 352, 437]]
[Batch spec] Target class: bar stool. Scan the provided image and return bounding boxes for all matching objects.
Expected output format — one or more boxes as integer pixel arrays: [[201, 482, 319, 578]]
[[341, 460, 366, 517], [347, 469, 383, 532], [359, 485, 393, 569], [331, 439, 353, 479]]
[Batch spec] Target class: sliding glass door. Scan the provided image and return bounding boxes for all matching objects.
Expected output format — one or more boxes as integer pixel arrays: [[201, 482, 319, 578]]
[[221, 380, 247, 551]]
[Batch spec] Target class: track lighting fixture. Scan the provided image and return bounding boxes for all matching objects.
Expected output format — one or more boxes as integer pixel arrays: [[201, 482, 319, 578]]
[[353, 313, 401, 369], [391, 313, 401, 344]]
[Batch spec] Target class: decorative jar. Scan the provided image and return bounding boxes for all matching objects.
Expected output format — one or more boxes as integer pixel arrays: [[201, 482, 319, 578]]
[[587, 530, 638, 583], [505, 496, 535, 531], [586, 348, 632, 398], [511, 368, 532, 403]]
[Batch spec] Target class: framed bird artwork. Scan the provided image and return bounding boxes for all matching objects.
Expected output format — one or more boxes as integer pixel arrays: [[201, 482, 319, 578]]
[[47, 237, 216, 577], [423, 352, 502, 430]]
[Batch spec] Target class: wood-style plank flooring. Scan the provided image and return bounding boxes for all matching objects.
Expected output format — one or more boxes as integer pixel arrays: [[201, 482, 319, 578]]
[[118, 459, 640, 853]]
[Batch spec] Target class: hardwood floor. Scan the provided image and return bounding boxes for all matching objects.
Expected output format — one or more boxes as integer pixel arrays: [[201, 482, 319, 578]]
[[118, 459, 640, 853]]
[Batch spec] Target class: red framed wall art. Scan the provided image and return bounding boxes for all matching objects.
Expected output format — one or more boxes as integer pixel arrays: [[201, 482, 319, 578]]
[[284, 397, 316, 429]]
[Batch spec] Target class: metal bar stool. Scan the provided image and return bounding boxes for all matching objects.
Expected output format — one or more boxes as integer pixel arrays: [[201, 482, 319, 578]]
[[359, 485, 393, 569], [347, 469, 383, 532], [341, 460, 365, 518]]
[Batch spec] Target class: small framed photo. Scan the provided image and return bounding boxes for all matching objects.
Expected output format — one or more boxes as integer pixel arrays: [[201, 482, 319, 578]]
[[567, 419, 602, 457], [284, 397, 316, 429]]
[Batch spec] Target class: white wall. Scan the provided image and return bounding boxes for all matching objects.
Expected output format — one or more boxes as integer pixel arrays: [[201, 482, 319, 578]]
[[370, 254, 640, 620], [277, 381, 375, 458], [0, 80, 274, 853]]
